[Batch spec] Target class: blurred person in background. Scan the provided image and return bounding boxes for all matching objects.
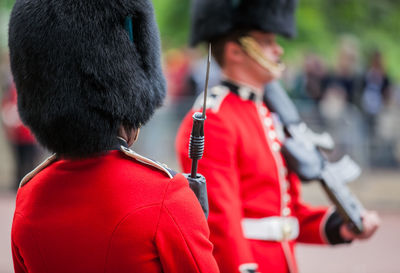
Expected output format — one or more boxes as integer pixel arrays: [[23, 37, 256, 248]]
[[8, 0, 219, 272], [164, 48, 192, 101], [360, 50, 397, 166], [393, 86, 400, 164], [318, 83, 366, 163], [321, 35, 362, 105], [1, 82, 40, 190], [360, 50, 392, 137], [292, 53, 327, 102], [318, 36, 368, 165], [176, 1, 380, 273], [163, 48, 193, 124], [291, 54, 327, 123]]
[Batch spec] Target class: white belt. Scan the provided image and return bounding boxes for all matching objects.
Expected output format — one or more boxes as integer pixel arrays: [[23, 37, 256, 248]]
[[242, 216, 299, 241]]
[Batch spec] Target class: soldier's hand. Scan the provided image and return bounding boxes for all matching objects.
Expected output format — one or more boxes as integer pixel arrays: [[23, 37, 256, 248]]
[[340, 210, 381, 240]]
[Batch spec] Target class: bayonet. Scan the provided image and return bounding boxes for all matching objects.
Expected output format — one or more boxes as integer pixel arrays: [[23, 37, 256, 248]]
[[202, 44, 211, 119], [190, 44, 211, 178], [185, 44, 212, 218]]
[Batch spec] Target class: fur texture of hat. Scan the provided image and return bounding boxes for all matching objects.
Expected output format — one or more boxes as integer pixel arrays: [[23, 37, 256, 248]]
[[190, 0, 298, 46], [8, 0, 165, 157]]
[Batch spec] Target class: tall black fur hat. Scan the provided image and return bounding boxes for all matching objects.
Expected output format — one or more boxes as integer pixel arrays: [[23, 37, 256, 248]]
[[190, 0, 298, 46], [8, 0, 166, 157]]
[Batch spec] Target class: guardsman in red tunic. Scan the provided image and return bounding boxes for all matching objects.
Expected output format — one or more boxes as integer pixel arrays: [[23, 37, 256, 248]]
[[9, 0, 219, 272], [176, 1, 380, 273]]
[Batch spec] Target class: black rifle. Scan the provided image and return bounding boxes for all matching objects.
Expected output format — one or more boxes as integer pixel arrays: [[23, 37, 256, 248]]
[[264, 81, 364, 234], [183, 44, 212, 218]]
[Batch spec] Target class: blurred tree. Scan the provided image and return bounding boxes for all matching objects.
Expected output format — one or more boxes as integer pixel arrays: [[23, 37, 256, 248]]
[[153, 0, 190, 49], [321, 0, 400, 78], [0, 0, 13, 49], [0, 0, 14, 9]]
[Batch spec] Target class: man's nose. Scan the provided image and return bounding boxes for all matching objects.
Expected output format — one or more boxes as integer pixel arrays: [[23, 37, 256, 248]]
[[275, 43, 284, 57]]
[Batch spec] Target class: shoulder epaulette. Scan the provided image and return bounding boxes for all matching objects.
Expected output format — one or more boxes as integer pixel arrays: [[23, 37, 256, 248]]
[[19, 154, 58, 188], [192, 85, 229, 113], [119, 146, 175, 179]]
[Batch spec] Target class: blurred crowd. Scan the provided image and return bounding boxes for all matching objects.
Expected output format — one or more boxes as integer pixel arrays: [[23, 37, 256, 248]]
[[288, 39, 399, 168], [1, 36, 399, 190]]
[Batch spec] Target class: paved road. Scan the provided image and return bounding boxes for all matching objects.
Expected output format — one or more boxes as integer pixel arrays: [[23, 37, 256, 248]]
[[297, 211, 400, 273], [0, 193, 14, 273]]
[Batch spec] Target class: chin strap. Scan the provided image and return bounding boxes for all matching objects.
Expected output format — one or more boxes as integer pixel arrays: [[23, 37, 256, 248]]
[[132, 127, 140, 144], [239, 36, 285, 78]]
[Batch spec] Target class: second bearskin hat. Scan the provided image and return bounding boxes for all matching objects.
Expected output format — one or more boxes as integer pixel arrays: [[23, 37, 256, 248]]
[[190, 0, 298, 46], [8, 0, 165, 157]]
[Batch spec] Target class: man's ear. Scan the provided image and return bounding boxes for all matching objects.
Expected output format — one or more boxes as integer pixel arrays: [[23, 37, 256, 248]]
[[224, 41, 245, 65]]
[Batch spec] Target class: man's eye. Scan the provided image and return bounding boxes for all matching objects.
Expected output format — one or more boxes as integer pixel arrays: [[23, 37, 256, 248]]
[[263, 40, 273, 45], [256, 39, 272, 46]]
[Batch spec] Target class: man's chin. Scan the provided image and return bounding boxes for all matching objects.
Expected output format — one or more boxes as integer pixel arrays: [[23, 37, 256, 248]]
[[263, 70, 282, 84]]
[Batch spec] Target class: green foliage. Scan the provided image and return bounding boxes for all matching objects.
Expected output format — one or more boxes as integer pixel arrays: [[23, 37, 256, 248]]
[[153, 0, 190, 49], [279, 1, 337, 66], [152, 0, 400, 79], [319, 0, 400, 79], [0, 0, 14, 9], [278, 0, 400, 80]]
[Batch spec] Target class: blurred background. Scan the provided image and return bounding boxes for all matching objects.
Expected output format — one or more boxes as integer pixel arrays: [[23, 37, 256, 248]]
[[0, 0, 399, 272]]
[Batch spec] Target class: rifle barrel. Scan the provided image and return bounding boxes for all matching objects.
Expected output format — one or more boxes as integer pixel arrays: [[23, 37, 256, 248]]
[[202, 44, 211, 119]]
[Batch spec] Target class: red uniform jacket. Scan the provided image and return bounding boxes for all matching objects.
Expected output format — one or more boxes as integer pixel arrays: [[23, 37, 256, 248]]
[[12, 144, 220, 273], [176, 82, 345, 273]]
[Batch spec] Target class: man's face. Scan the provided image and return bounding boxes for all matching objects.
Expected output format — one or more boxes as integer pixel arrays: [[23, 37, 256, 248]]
[[241, 31, 284, 83]]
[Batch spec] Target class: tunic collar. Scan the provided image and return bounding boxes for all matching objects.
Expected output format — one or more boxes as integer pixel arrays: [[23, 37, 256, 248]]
[[220, 80, 263, 103], [115, 137, 129, 149]]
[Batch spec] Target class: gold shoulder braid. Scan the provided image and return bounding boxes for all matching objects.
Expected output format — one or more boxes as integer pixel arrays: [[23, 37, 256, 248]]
[[239, 36, 285, 78], [19, 154, 58, 188], [119, 146, 174, 179]]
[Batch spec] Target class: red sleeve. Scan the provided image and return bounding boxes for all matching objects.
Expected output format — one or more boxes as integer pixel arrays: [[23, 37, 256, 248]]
[[11, 213, 29, 273], [156, 174, 220, 273], [289, 172, 332, 244], [12, 241, 28, 273], [176, 112, 257, 273]]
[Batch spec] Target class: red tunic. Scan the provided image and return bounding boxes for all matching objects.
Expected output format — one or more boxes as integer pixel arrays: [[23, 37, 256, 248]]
[[12, 146, 220, 273], [176, 84, 333, 273]]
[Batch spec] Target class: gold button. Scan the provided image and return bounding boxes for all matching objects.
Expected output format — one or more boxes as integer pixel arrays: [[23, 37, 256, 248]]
[[282, 183, 288, 191], [238, 87, 252, 99], [283, 207, 291, 216], [282, 180, 290, 190], [282, 222, 292, 240], [264, 117, 272, 127], [283, 194, 291, 203], [272, 142, 281, 152], [259, 106, 268, 116], [281, 167, 288, 176]]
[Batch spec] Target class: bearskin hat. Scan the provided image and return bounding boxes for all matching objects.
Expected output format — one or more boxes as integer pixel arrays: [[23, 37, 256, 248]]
[[190, 0, 298, 46], [8, 0, 166, 157]]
